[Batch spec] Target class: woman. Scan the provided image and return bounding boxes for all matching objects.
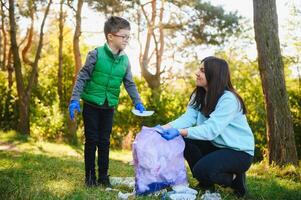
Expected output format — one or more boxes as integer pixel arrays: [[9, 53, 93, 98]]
[[158, 56, 254, 197]]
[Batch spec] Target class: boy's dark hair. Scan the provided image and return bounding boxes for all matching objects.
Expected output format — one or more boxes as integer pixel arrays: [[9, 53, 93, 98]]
[[104, 16, 131, 40]]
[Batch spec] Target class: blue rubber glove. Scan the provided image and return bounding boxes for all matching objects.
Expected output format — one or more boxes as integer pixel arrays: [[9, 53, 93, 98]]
[[135, 103, 145, 113], [154, 124, 165, 134], [161, 128, 180, 140], [68, 100, 81, 120]]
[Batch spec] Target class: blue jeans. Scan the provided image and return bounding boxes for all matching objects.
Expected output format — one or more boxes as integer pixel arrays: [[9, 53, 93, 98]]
[[183, 138, 253, 188], [82, 102, 114, 181]]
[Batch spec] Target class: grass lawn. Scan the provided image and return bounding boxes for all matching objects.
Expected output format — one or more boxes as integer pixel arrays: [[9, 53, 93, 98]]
[[0, 130, 301, 200]]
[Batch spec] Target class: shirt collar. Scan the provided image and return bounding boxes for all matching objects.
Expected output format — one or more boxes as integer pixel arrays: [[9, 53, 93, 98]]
[[105, 43, 125, 58]]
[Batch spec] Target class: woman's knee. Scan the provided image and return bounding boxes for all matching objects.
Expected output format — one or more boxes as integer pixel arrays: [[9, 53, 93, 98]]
[[192, 162, 211, 180]]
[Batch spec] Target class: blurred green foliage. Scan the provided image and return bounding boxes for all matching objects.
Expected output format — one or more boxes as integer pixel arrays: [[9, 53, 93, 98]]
[[1, 22, 300, 163], [1, 52, 300, 162], [1, 54, 300, 162], [112, 77, 190, 148], [0, 72, 18, 130]]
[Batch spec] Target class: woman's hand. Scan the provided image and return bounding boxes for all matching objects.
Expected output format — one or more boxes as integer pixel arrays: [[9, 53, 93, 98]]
[[160, 128, 180, 140]]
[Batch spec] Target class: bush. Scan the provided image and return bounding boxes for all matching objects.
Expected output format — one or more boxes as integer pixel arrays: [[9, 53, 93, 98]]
[[0, 71, 18, 130], [111, 77, 190, 149], [288, 89, 301, 158]]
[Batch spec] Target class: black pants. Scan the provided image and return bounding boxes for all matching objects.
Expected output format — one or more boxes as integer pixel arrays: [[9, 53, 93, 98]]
[[184, 138, 253, 188], [82, 102, 114, 180]]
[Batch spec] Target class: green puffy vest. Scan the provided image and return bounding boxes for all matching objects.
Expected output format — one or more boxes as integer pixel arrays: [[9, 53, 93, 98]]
[[81, 44, 128, 107]]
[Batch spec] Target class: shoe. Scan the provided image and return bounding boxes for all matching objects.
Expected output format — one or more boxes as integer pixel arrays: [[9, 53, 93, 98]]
[[196, 182, 215, 192], [85, 175, 97, 187], [98, 175, 112, 187], [231, 173, 247, 197]]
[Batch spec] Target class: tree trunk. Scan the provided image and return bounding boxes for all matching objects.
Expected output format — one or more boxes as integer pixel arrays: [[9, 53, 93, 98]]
[[67, 0, 83, 144], [73, 0, 83, 83], [9, 0, 29, 134], [7, 48, 13, 89], [0, 20, 2, 68], [21, 7, 34, 66], [253, 0, 298, 165], [1, 1, 7, 70], [4, 49, 14, 124], [58, 0, 65, 108], [0, 7, 2, 68], [27, 0, 52, 95], [138, 0, 164, 90], [8, 0, 52, 134]]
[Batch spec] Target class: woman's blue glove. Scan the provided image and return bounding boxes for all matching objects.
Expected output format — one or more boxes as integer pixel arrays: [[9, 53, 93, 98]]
[[68, 100, 81, 120], [135, 103, 145, 113], [161, 128, 180, 140]]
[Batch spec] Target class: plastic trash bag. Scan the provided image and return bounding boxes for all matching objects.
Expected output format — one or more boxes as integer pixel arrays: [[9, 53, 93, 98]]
[[162, 185, 198, 200], [172, 185, 198, 195], [165, 192, 197, 200], [133, 126, 188, 195], [201, 190, 222, 200], [110, 177, 135, 188]]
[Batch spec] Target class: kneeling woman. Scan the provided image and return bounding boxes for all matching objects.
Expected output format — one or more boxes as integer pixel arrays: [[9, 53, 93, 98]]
[[159, 56, 254, 197]]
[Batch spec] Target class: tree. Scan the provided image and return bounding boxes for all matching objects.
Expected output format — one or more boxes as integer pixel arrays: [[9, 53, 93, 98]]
[[135, 0, 241, 91], [86, 0, 240, 91], [0, 0, 8, 71], [20, 0, 34, 67], [8, 0, 52, 134], [66, 0, 83, 144], [58, 0, 66, 108], [86, 0, 131, 16], [253, 0, 298, 165], [71, 0, 83, 83], [0, 0, 13, 88], [137, 0, 164, 90]]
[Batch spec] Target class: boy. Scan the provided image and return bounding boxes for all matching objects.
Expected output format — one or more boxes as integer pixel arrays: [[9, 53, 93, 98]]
[[68, 16, 145, 187]]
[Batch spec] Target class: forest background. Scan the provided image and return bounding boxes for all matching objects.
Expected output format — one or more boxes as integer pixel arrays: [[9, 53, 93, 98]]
[[0, 0, 300, 164]]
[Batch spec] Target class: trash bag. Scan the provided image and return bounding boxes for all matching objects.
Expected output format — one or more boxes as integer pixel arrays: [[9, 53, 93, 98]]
[[133, 126, 188, 195]]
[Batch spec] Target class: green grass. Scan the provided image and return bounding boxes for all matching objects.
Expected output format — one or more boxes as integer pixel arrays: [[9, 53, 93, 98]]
[[1, 130, 301, 200]]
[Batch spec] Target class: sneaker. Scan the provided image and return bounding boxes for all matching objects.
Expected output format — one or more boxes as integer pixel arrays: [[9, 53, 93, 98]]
[[231, 173, 247, 197], [98, 175, 112, 187], [85, 176, 97, 187], [196, 182, 216, 192]]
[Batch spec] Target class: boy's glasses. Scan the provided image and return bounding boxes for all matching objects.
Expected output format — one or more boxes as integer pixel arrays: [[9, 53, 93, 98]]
[[111, 33, 130, 40]]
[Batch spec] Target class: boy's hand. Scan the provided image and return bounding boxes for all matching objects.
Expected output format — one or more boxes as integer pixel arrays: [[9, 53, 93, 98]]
[[160, 128, 180, 140], [135, 103, 145, 113], [69, 100, 81, 120]]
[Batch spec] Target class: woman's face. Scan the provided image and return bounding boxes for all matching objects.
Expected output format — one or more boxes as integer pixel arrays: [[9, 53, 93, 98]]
[[196, 62, 208, 89]]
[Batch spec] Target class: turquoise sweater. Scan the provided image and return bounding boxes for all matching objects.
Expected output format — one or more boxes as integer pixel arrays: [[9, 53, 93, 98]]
[[170, 91, 255, 156]]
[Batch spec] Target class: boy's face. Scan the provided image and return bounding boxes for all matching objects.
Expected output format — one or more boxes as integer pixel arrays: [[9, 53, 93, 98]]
[[107, 29, 130, 51]]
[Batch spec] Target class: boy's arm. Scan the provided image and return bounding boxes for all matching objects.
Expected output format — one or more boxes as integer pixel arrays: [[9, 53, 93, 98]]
[[123, 61, 142, 105], [71, 49, 97, 101]]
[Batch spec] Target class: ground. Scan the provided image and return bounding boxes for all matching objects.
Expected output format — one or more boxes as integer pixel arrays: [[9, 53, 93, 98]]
[[0, 130, 300, 200]]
